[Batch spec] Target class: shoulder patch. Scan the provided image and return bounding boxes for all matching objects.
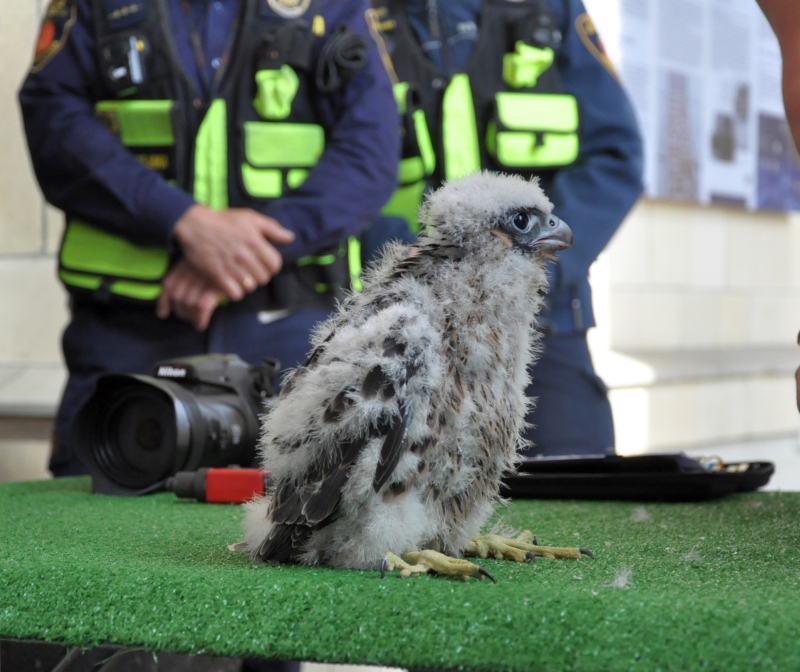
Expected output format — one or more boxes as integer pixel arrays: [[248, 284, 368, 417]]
[[574, 12, 619, 80], [266, 0, 311, 19], [32, 0, 77, 73]]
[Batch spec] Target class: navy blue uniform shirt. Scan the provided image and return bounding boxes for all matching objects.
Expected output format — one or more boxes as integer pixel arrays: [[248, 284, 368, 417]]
[[404, 0, 644, 334], [19, 0, 399, 264]]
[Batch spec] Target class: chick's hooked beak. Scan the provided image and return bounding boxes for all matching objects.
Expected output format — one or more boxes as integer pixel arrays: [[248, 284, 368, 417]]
[[533, 214, 572, 252]]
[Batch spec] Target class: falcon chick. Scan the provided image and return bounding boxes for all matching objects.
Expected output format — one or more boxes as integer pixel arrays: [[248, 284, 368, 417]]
[[237, 171, 587, 581]]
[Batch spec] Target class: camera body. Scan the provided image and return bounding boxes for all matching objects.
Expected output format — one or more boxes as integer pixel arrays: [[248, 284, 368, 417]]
[[72, 354, 278, 495]]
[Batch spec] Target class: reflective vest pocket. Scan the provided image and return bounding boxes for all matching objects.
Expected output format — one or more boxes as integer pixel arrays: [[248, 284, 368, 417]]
[[238, 120, 354, 293], [59, 219, 170, 302], [486, 92, 579, 170], [240, 121, 324, 198], [502, 42, 555, 89], [95, 99, 178, 179], [253, 66, 300, 120], [63, 99, 178, 302]]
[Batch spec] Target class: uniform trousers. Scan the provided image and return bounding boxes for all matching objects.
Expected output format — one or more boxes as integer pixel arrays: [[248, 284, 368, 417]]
[[520, 331, 615, 457], [50, 299, 331, 477]]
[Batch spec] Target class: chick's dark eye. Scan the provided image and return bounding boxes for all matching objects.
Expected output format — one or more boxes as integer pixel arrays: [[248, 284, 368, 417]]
[[512, 212, 530, 231]]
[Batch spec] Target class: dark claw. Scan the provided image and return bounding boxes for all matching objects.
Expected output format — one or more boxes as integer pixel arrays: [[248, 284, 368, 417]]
[[380, 558, 388, 578], [525, 551, 536, 563], [477, 566, 497, 584], [579, 548, 594, 559]]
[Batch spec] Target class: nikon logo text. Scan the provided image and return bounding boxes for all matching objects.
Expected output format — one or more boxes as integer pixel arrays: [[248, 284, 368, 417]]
[[157, 366, 187, 378]]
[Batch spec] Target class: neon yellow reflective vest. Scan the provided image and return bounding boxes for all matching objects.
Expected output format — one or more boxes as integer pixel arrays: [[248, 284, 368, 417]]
[[373, 0, 579, 231], [60, 0, 361, 305]]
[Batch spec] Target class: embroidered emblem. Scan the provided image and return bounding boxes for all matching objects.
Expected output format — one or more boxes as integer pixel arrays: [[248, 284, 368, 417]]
[[368, 5, 396, 33], [575, 13, 619, 80], [106, 1, 145, 31], [266, 0, 312, 19], [32, 0, 77, 73]]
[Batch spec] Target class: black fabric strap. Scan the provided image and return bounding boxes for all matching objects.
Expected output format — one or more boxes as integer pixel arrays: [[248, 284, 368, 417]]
[[180, 0, 239, 98]]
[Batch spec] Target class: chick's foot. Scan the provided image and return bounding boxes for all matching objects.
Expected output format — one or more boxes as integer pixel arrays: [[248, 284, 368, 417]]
[[465, 530, 593, 561], [381, 550, 496, 583]]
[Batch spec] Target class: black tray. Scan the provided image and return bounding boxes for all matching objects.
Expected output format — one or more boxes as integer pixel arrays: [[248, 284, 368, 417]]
[[500, 453, 775, 502]]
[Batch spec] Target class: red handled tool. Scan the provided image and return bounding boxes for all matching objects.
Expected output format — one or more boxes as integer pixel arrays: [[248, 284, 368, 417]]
[[166, 468, 271, 503]]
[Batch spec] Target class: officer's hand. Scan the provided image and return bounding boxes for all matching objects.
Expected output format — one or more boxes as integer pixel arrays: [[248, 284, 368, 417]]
[[173, 204, 295, 300], [796, 364, 800, 413], [157, 260, 225, 331]]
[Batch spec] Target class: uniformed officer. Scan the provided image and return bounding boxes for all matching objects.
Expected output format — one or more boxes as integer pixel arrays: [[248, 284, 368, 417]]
[[19, 0, 399, 478], [756, 0, 800, 416], [372, 0, 644, 456]]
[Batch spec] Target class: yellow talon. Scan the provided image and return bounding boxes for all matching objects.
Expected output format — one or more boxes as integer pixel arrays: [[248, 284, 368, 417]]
[[464, 530, 592, 562], [381, 549, 496, 582], [379, 530, 591, 583], [380, 551, 428, 578]]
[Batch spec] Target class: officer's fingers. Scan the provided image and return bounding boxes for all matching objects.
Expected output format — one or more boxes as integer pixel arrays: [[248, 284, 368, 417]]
[[180, 278, 209, 310], [172, 286, 206, 328], [166, 263, 222, 324], [174, 207, 259, 292], [156, 292, 172, 320], [218, 248, 271, 295], [247, 239, 284, 280], [253, 214, 295, 244], [188, 253, 265, 302], [224, 236, 283, 288], [156, 279, 176, 319], [191, 292, 220, 332], [179, 210, 280, 294], [168, 263, 200, 296], [187, 256, 246, 300], [795, 365, 800, 413], [207, 265, 245, 301], [157, 265, 192, 319]]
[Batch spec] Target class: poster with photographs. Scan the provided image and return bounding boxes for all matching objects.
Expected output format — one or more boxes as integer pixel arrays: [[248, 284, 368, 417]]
[[584, 0, 800, 211]]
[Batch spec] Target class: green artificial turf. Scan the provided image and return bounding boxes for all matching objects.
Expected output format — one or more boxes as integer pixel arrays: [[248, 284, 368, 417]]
[[1, 477, 799, 671]]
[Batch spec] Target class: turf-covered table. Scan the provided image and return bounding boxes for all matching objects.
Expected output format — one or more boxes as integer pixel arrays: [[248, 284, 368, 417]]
[[1, 477, 798, 671]]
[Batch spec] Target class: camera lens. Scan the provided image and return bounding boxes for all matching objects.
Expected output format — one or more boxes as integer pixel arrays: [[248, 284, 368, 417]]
[[99, 388, 177, 485], [72, 355, 270, 495], [193, 396, 251, 457]]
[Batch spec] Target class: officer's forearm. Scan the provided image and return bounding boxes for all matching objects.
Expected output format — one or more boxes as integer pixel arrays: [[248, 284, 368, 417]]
[[758, 0, 800, 152], [20, 94, 194, 247]]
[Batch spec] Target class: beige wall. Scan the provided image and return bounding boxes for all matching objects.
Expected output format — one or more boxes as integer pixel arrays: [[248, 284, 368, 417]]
[[591, 201, 800, 455], [0, 0, 70, 364], [1, 2, 798, 482], [0, 1, 70, 482]]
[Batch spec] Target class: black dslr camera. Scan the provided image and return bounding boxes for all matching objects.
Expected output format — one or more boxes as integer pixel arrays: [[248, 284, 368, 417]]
[[72, 354, 279, 496]]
